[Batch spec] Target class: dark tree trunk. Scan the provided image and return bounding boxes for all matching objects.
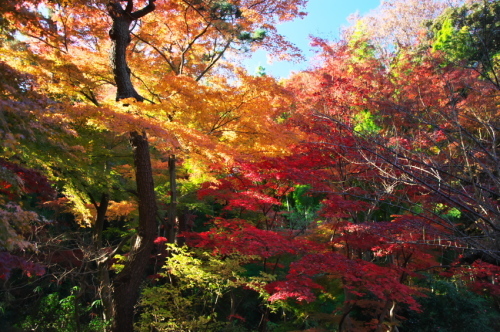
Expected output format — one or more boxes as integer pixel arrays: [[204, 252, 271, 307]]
[[167, 154, 178, 243], [110, 22, 143, 102], [107, 0, 156, 102], [89, 193, 115, 326], [92, 193, 109, 250], [111, 131, 158, 332], [106, 2, 158, 331]]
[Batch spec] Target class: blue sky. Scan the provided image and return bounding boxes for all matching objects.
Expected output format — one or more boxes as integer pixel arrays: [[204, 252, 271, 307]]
[[244, 0, 381, 78]]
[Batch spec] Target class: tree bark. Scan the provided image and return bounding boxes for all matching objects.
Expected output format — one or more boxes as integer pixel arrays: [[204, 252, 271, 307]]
[[108, 0, 156, 102], [111, 131, 158, 332], [167, 154, 177, 243], [92, 193, 109, 251], [89, 193, 115, 326], [106, 2, 158, 330]]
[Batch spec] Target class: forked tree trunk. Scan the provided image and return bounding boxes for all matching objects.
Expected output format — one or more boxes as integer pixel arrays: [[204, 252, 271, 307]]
[[107, 0, 155, 102]]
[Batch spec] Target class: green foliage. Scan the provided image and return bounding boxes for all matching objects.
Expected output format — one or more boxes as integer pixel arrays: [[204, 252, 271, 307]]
[[348, 20, 377, 62], [211, 1, 242, 21], [255, 65, 267, 77], [401, 279, 500, 332], [283, 185, 322, 229], [137, 244, 256, 331], [238, 28, 267, 43], [165, 244, 249, 290], [137, 283, 227, 332], [431, 0, 500, 73], [18, 287, 107, 332], [353, 110, 381, 135], [266, 277, 345, 331], [434, 203, 462, 221], [432, 17, 474, 62], [2, 106, 134, 225]]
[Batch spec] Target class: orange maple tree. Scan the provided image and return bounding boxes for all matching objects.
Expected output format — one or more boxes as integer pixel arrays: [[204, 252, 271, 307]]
[[1, 0, 306, 330]]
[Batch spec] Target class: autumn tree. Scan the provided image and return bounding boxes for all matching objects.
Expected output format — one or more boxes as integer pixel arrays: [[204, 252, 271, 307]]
[[279, 24, 500, 330], [105, 1, 160, 330], [138, 2, 500, 328], [140, 1, 500, 329], [343, 0, 481, 60], [4, 0, 499, 331], [1, 0, 306, 330], [431, 0, 500, 86]]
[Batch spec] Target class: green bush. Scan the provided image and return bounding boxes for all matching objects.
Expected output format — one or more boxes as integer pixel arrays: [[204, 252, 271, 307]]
[[401, 280, 500, 332]]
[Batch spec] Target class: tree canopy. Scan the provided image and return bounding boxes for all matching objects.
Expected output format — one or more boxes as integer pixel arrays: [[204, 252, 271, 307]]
[[1, 1, 499, 331]]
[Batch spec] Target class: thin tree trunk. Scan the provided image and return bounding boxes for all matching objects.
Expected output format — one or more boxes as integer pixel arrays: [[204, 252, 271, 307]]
[[167, 154, 177, 243], [92, 193, 109, 251], [90, 193, 115, 326], [98, 262, 114, 326]]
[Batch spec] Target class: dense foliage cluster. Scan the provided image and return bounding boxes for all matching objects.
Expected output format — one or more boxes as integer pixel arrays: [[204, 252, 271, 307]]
[[1, 0, 500, 331]]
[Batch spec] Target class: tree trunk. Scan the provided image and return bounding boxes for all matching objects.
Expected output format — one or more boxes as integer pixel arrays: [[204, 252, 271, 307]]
[[106, 3, 158, 330], [111, 131, 157, 332], [90, 193, 115, 326], [108, 4, 142, 101], [108, 0, 156, 102], [167, 154, 177, 243]]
